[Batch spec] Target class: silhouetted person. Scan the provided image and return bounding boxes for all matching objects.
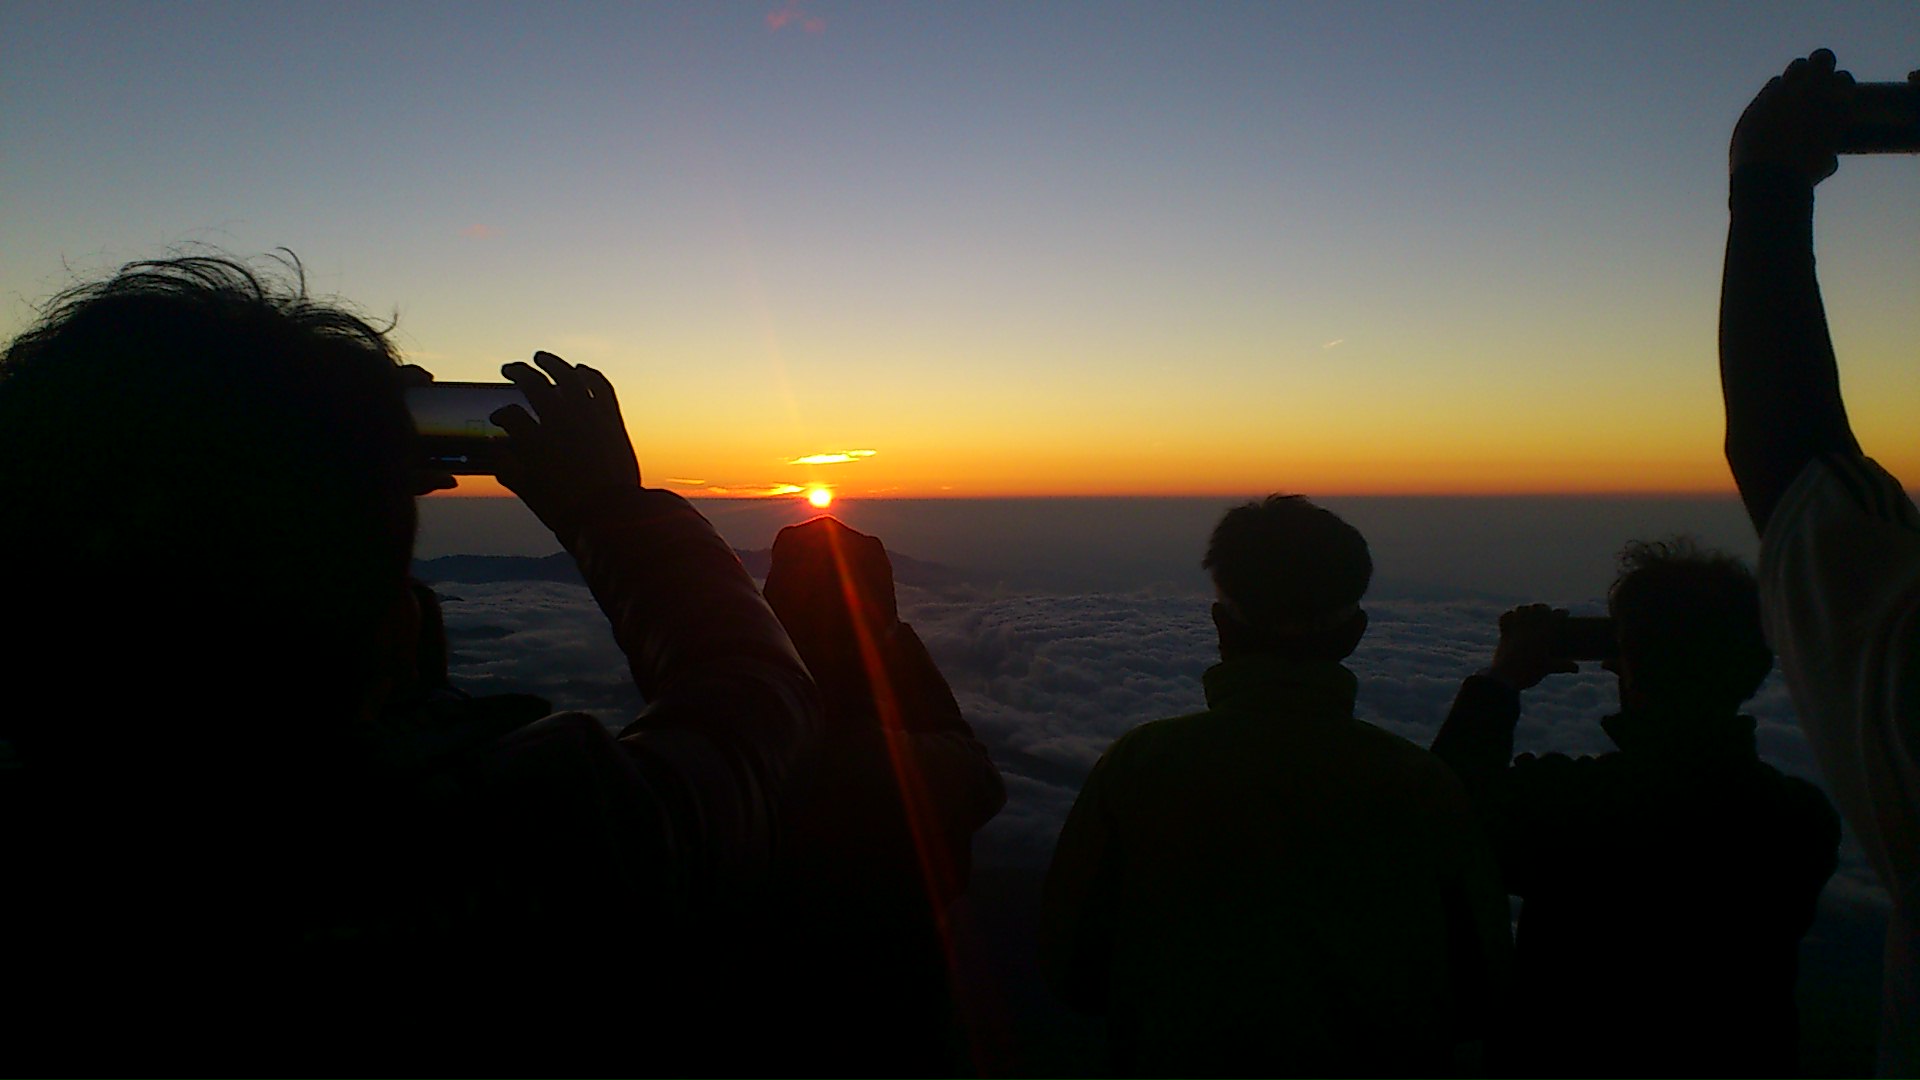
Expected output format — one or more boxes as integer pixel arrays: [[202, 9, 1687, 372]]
[[0, 256, 816, 1071], [1042, 495, 1511, 1077], [1720, 49, 1920, 1076], [1433, 540, 1840, 1077], [723, 515, 1004, 1076]]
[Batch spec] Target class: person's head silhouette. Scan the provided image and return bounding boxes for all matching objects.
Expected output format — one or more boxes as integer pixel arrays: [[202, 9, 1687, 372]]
[[0, 254, 420, 770], [761, 515, 899, 719], [1203, 494, 1372, 662], [1606, 538, 1773, 717]]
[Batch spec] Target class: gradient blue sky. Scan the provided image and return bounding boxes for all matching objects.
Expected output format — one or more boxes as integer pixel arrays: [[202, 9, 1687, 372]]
[[4, 2, 1916, 495]]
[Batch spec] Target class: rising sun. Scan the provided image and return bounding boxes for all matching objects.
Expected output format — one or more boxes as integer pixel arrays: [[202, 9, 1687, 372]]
[[807, 487, 833, 509]]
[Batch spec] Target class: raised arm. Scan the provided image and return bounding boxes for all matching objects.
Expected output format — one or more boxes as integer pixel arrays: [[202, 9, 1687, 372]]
[[1432, 604, 1574, 796], [493, 352, 817, 901], [1719, 49, 1863, 535], [1432, 605, 1585, 895]]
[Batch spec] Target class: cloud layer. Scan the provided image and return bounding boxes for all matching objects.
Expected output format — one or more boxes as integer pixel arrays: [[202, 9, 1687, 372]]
[[433, 578, 1886, 907]]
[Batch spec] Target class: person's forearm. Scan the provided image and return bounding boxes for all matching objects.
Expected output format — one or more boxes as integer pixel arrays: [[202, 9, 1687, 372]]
[[564, 487, 817, 898], [561, 488, 806, 695], [1431, 675, 1522, 805], [1720, 164, 1859, 534]]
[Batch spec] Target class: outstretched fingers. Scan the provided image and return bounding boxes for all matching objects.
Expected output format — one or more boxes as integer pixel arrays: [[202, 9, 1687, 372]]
[[502, 359, 564, 424], [532, 350, 590, 400], [515, 351, 621, 433], [577, 364, 624, 424], [487, 349, 644, 534]]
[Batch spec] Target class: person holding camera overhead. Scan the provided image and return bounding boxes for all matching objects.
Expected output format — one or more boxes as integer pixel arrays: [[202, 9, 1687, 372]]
[[1431, 539, 1840, 1076], [1719, 49, 1920, 1077]]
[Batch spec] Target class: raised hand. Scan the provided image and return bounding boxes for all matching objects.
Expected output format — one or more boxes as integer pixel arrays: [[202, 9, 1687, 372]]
[[1486, 603, 1579, 692], [1730, 48, 1855, 185], [490, 350, 644, 538]]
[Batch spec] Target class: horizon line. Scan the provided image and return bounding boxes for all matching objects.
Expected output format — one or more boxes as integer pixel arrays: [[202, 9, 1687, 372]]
[[427, 486, 1778, 501]]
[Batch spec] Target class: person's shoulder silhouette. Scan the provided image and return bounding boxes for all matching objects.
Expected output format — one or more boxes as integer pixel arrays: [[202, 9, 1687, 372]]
[[1043, 495, 1510, 1077]]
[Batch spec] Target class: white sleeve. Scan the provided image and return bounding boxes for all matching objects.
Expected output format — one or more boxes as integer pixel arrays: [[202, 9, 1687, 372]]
[[1759, 453, 1920, 1076]]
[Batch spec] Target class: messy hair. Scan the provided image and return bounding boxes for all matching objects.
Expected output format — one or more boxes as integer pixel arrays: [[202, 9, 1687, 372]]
[[1609, 537, 1772, 710], [0, 253, 417, 757]]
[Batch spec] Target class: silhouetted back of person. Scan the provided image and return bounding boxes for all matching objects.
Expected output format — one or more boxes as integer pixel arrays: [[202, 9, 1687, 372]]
[[719, 514, 1003, 1076], [1434, 540, 1840, 1077], [1042, 495, 1511, 1076]]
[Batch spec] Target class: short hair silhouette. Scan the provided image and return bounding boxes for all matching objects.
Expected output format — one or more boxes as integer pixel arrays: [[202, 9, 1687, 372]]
[[1204, 494, 1372, 635], [1609, 537, 1773, 710], [763, 517, 898, 652], [760, 515, 906, 727], [0, 253, 416, 759]]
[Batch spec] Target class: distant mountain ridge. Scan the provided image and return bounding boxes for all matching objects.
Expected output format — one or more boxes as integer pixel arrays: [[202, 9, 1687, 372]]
[[414, 548, 967, 588]]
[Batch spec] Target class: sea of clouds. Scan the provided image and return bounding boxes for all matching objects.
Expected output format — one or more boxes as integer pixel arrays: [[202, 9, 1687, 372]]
[[428, 573, 1889, 910]]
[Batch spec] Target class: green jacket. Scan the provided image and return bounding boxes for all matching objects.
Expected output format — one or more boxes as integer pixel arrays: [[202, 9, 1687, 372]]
[[1042, 654, 1512, 1076]]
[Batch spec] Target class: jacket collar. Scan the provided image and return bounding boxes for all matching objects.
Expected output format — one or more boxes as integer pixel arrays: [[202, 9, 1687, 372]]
[[1202, 654, 1359, 719], [1601, 707, 1759, 760]]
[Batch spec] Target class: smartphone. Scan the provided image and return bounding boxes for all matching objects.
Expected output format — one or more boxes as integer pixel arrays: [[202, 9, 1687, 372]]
[[1839, 82, 1920, 154], [1551, 616, 1618, 663], [406, 382, 530, 475]]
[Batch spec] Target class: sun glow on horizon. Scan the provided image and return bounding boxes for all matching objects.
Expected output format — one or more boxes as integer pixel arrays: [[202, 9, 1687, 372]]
[[807, 487, 834, 508]]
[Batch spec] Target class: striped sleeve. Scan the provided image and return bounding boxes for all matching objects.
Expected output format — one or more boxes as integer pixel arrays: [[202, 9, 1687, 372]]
[[1758, 452, 1920, 1075]]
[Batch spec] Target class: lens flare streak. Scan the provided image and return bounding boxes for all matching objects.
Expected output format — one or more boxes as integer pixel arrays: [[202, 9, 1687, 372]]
[[820, 523, 1006, 1072]]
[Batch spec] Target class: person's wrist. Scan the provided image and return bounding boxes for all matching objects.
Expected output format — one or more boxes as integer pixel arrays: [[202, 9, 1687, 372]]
[[542, 481, 650, 540], [1479, 664, 1529, 694], [1729, 162, 1818, 221], [1731, 160, 1815, 195]]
